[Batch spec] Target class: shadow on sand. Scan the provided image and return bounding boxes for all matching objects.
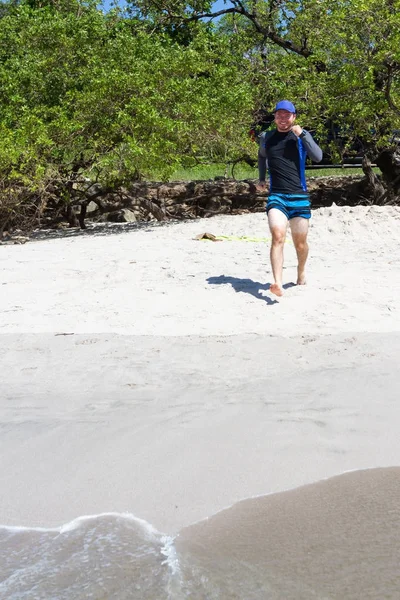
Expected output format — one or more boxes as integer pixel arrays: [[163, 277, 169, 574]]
[[207, 275, 296, 305], [30, 219, 181, 243]]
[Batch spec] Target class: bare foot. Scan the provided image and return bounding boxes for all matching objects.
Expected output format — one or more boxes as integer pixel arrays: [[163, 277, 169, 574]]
[[297, 272, 307, 285], [270, 283, 284, 297]]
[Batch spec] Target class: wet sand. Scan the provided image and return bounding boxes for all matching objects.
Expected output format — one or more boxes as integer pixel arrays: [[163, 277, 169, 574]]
[[176, 467, 400, 599]]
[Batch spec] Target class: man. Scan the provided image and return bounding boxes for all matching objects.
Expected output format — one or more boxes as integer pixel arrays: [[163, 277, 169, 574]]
[[257, 100, 323, 297]]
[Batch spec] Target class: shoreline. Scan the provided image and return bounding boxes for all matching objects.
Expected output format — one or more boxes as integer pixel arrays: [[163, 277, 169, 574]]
[[1, 465, 398, 533]]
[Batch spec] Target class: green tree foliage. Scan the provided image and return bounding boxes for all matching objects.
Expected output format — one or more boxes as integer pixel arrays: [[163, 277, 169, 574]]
[[130, 0, 400, 158], [0, 0, 254, 226]]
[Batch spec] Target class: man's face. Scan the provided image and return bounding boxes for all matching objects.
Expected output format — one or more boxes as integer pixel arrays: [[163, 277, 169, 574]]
[[274, 109, 296, 132]]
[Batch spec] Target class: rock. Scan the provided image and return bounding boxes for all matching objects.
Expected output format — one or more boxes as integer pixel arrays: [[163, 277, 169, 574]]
[[107, 208, 137, 223], [86, 201, 99, 214], [157, 183, 189, 200]]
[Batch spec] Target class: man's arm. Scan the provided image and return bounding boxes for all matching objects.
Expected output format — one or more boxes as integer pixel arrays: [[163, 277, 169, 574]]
[[292, 126, 323, 163], [257, 131, 268, 188]]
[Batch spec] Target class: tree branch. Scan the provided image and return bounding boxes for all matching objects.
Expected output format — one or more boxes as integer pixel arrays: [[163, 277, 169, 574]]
[[384, 62, 400, 116], [177, 4, 314, 58]]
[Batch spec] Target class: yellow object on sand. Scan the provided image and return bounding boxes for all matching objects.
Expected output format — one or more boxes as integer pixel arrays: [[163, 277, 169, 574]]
[[217, 235, 271, 242]]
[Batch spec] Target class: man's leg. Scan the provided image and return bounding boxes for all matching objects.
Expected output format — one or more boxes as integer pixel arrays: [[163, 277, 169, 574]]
[[289, 217, 309, 285], [268, 208, 288, 296]]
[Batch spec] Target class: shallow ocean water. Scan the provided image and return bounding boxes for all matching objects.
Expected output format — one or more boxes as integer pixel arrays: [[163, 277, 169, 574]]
[[1, 468, 400, 600]]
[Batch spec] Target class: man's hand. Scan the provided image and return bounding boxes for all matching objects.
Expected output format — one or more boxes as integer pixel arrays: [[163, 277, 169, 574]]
[[291, 125, 303, 137], [256, 182, 266, 192]]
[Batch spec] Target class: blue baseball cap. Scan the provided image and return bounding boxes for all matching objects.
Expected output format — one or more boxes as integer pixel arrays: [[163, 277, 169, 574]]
[[274, 100, 296, 113]]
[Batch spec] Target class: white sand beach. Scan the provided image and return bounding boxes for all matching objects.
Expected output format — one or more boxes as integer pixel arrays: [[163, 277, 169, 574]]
[[1, 204, 400, 536]]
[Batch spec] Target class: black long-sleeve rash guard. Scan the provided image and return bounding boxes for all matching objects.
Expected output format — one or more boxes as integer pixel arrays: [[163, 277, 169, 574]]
[[258, 129, 323, 194]]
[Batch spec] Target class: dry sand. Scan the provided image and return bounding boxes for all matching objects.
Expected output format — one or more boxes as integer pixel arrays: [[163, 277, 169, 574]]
[[0, 204, 400, 534]]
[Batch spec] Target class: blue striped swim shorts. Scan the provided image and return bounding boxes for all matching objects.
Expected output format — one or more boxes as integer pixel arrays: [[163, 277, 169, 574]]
[[266, 193, 311, 220]]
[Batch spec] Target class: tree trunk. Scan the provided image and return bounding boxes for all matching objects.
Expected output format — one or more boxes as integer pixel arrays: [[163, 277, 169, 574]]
[[375, 148, 400, 195]]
